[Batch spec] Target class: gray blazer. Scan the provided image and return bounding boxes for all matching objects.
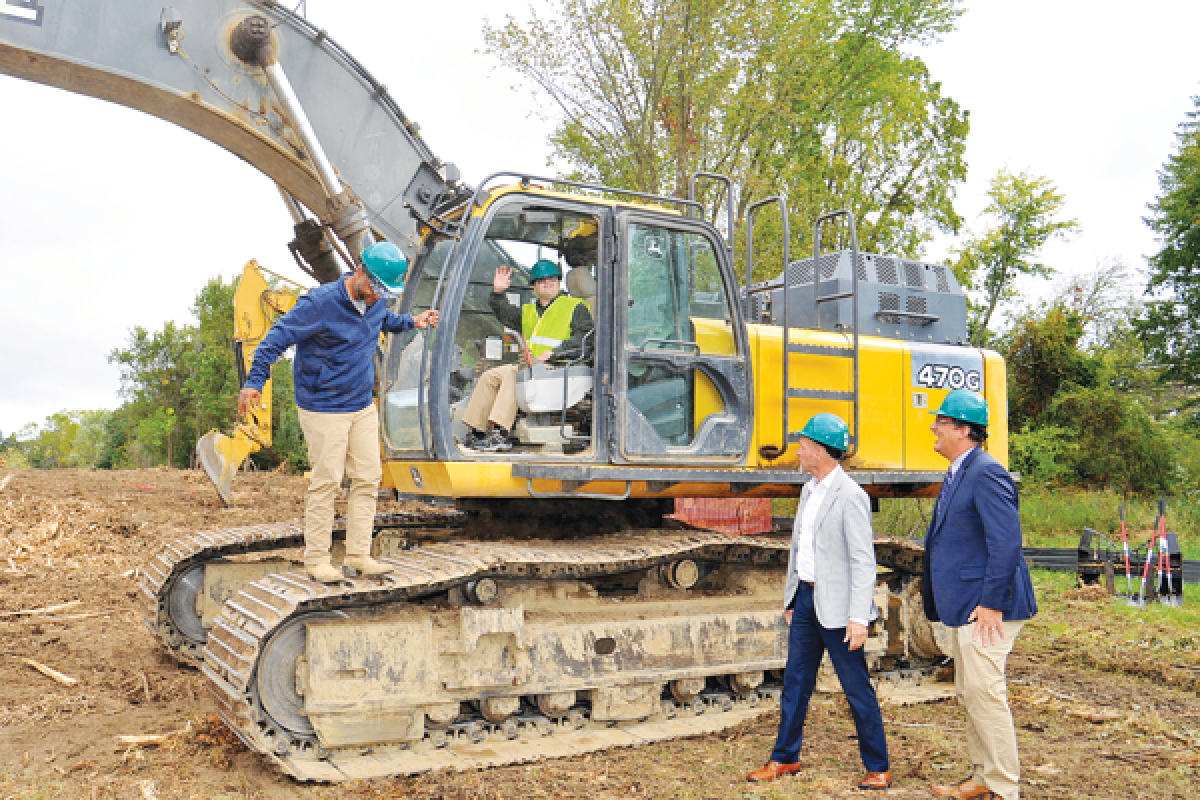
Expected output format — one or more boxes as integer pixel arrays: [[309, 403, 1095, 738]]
[[783, 467, 879, 629]]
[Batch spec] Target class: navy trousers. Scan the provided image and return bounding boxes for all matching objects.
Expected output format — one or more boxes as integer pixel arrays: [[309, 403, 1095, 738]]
[[770, 583, 889, 771]]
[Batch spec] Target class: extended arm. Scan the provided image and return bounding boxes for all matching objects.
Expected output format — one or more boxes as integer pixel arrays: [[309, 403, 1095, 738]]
[[243, 295, 325, 393]]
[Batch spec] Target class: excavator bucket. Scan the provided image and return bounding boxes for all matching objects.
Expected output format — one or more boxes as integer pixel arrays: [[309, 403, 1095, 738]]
[[197, 431, 256, 506]]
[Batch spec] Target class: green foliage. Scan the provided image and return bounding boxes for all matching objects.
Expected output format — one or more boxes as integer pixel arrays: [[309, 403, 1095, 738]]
[[951, 169, 1080, 345], [1005, 304, 1103, 429], [1004, 301, 1176, 494], [5, 409, 114, 468], [186, 277, 241, 443], [109, 321, 193, 466], [1045, 386, 1174, 493], [1009, 423, 1076, 486], [484, 0, 969, 266], [1138, 94, 1200, 382]]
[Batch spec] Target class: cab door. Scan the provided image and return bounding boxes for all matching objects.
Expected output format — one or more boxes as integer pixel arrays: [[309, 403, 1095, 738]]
[[616, 213, 751, 464]]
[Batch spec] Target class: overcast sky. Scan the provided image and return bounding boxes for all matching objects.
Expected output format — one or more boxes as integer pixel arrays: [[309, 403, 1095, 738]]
[[2, 0, 1199, 436]]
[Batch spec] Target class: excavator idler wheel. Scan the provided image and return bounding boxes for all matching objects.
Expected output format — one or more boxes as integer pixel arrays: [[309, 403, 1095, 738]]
[[662, 560, 700, 589], [165, 564, 208, 646], [255, 611, 347, 736]]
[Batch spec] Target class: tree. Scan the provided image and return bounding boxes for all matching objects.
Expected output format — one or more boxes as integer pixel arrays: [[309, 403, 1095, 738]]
[[109, 321, 195, 467], [1138, 94, 1200, 381], [484, 0, 969, 269], [1005, 304, 1103, 430], [186, 277, 241, 444], [951, 169, 1079, 345]]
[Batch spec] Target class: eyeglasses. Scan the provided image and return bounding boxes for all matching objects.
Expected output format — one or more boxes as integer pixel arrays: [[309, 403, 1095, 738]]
[[365, 272, 396, 300]]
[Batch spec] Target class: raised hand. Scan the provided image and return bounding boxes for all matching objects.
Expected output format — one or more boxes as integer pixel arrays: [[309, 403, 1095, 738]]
[[494, 266, 513, 293]]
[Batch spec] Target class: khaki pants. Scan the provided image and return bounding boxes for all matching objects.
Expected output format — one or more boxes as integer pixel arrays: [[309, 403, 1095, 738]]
[[463, 364, 520, 432], [950, 619, 1026, 800], [296, 405, 382, 567]]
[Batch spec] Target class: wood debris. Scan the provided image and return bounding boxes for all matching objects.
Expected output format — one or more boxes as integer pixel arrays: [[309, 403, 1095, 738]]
[[19, 656, 79, 686], [0, 474, 12, 491], [116, 722, 191, 748], [0, 600, 82, 618], [1069, 707, 1123, 723]]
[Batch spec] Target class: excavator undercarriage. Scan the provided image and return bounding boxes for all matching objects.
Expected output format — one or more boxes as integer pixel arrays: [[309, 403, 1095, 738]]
[[142, 509, 947, 782]]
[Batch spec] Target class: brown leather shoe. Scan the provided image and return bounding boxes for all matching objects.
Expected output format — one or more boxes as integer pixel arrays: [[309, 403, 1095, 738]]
[[929, 777, 993, 798], [747, 761, 803, 782], [858, 770, 892, 790]]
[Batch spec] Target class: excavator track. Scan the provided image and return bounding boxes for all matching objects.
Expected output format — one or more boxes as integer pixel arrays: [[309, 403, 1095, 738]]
[[140, 509, 464, 666], [200, 531, 941, 782]]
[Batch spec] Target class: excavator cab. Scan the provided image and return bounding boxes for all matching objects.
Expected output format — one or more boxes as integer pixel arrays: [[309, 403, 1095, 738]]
[[379, 183, 754, 478]]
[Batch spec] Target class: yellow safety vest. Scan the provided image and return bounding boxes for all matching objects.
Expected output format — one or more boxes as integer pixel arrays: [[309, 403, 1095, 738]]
[[522, 295, 584, 360]]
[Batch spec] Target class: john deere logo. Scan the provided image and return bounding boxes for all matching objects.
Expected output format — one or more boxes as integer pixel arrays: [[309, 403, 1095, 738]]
[[1, 1, 44, 25]]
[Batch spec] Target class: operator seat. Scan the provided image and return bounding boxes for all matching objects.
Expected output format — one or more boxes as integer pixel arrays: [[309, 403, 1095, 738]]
[[512, 266, 597, 451], [566, 267, 597, 313]]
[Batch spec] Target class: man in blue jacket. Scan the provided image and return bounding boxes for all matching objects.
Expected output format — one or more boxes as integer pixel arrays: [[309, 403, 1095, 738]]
[[923, 389, 1037, 800], [238, 243, 438, 583]]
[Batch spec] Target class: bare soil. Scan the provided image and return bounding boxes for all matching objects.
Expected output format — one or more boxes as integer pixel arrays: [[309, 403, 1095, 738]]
[[0, 467, 1197, 799]]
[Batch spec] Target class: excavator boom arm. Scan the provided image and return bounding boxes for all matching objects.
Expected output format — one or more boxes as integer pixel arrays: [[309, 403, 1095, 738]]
[[0, 0, 460, 262]]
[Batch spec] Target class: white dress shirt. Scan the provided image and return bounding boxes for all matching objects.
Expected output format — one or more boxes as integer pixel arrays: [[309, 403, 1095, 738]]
[[793, 465, 867, 626], [793, 465, 842, 582], [949, 445, 976, 481]]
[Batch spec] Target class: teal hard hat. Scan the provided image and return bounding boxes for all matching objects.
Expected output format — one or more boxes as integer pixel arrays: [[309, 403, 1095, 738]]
[[931, 388, 989, 427], [798, 412, 850, 452], [530, 259, 562, 282], [361, 242, 408, 293]]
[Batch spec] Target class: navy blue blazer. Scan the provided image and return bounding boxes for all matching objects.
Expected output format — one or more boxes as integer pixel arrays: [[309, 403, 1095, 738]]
[[922, 447, 1037, 628]]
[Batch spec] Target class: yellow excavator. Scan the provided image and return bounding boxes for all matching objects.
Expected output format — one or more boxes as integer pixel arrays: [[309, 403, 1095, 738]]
[[2, 2, 1001, 781]]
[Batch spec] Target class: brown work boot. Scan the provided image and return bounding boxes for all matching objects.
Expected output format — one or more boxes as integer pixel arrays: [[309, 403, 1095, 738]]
[[746, 761, 803, 782], [858, 770, 892, 790], [306, 563, 344, 583], [344, 555, 393, 576], [930, 777, 993, 798]]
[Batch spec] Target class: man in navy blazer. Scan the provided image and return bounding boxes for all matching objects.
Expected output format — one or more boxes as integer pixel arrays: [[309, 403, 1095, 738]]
[[923, 390, 1036, 800]]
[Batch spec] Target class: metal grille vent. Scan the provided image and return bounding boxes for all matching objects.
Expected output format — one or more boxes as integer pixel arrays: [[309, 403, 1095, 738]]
[[906, 295, 932, 326], [904, 261, 924, 288], [786, 259, 814, 285], [877, 291, 903, 325], [819, 253, 841, 280], [934, 266, 950, 292], [856, 253, 869, 282], [876, 258, 899, 285]]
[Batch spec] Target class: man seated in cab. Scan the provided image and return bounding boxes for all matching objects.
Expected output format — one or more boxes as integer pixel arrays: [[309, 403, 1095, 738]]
[[462, 258, 594, 452]]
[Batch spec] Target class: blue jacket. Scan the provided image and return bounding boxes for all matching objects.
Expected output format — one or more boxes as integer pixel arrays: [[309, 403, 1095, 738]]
[[244, 277, 414, 413], [922, 447, 1037, 628]]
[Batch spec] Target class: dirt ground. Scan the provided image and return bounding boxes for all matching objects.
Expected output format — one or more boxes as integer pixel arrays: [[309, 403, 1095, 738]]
[[1, 467, 1197, 800]]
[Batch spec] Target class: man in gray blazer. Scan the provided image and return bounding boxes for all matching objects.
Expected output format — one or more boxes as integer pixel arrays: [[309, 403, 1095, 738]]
[[748, 413, 891, 790]]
